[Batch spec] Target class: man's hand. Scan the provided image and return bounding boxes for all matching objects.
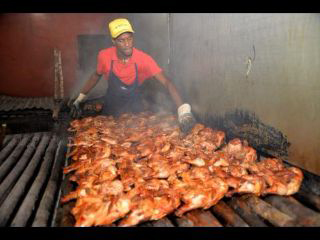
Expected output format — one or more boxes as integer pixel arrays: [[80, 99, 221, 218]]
[[178, 103, 196, 133], [70, 93, 86, 119]]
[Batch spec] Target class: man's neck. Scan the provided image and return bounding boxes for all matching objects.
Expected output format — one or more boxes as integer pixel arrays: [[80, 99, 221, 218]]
[[116, 50, 131, 63]]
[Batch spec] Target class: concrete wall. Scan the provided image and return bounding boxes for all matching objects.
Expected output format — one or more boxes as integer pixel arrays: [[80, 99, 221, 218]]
[[169, 13, 320, 174]]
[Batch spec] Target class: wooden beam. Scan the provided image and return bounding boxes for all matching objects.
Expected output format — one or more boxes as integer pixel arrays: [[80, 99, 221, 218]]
[[211, 200, 249, 227]]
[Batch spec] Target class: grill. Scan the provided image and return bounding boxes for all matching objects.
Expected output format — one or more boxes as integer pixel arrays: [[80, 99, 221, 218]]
[[0, 111, 320, 227], [0, 132, 66, 226], [54, 150, 320, 227]]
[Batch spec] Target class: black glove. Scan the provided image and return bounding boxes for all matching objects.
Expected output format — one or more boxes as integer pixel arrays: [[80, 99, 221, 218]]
[[179, 112, 196, 133], [178, 103, 196, 134], [69, 93, 86, 119], [70, 101, 83, 119]]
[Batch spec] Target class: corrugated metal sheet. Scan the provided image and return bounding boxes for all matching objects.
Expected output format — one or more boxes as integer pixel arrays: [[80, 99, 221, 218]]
[[0, 95, 54, 112]]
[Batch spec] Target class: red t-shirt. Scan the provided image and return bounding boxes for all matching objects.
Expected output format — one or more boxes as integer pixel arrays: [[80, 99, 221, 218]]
[[96, 46, 162, 85]]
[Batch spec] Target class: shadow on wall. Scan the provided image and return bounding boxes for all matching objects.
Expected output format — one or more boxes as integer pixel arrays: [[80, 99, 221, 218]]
[[195, 109, 291, 160]]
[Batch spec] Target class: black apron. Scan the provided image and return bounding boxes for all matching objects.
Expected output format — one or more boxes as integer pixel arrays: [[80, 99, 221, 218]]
[[102, 60, 143, 117]]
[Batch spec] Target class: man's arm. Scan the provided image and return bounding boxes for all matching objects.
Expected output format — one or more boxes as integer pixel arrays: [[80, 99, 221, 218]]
[[154, 72, 196, 133], [70, 72, 102, 118], [153, 72, 183, 108], [80, 72, 102, 94]]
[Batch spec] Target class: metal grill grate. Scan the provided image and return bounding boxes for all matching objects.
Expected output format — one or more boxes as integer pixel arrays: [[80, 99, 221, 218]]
[[0, 132, 66, 227]]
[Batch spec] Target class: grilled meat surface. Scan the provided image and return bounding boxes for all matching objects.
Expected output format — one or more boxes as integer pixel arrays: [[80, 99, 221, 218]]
[[62, 112, 303, 226]]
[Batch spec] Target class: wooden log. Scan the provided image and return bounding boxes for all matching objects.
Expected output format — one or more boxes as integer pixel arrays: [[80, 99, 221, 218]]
[[264, 195, 320, 227], [10, 136, 58, 226], [33, 139, 67, 227], [0, 134, 33, 183], [176, 209, 223, 227], [243, 195, 296, 227], [0, 133, 42, 206], [294, 189, 320, 212], [0, 133, 51, 226], [227, 196, 268, 227], [211, 200, 249, 227]]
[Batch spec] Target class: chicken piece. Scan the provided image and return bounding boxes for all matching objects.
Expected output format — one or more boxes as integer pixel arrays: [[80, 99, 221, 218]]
[[148, 153, 171, 178], [226, 174, 266, 197], [263, 167, 303, 195]]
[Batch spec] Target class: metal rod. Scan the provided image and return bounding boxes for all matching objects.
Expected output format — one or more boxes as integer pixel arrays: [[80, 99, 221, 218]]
[[0, 137, 21, 166], [33, 138, 67, 227], [0, 133, 51, 226], [176, 209, 223, 227], [10, 136, 57, 227], [227, 196, 268, 227], [0, 134, 33, 183], [211, 200, 249, 227], [264, 195, 320, 227], [243, 194, 296, 227], [0, 133, 42, 207]]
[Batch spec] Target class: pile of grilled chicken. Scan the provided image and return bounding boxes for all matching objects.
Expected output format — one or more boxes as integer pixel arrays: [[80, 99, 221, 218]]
[[61, 112, 303, 227]]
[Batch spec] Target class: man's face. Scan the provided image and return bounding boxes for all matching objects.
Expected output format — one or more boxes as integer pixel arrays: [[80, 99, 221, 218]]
[[113, 32, 134, 58]]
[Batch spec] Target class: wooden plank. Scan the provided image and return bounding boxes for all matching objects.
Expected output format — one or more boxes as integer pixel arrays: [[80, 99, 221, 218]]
[[176, 209, 223, 227], [227, 196, 268, 227], [211, 200, 249, 227], [264, 195, 320, 227], [243, 195, 296, 227], [0, 133, 51, 226], [10, 136, 58, 226], [294, 189, 320, 212]]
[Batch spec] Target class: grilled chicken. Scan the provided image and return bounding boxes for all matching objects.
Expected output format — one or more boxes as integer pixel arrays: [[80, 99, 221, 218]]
[[62, 112, 303, 227]]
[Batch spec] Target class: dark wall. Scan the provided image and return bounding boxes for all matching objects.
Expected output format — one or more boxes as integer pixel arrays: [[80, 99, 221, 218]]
[[0, 13, 125, 97]]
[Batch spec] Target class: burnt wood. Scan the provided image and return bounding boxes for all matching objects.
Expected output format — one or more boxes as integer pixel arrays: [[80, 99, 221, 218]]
[[0, 133, 51, 226], [10, 136, 58, 226], [176, 209, 223, 227], [33, 139, 67, 227], [264, 195, 320, 227], [0, 133, 42, 206], [243, 195, 296, 227], [0, 134, 33, 183], [211, 200, 249, 227]]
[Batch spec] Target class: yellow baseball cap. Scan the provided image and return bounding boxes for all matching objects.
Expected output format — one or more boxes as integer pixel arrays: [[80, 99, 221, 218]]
[[109, 18, 134, 39]]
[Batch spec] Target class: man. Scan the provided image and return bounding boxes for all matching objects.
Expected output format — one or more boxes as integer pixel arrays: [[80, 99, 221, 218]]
[[71, 18, 195, 133]]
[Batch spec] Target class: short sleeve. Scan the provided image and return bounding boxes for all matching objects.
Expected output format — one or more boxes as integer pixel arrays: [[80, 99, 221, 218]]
[[145, 55, 162, 77], [96, 51, 105, 75]]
